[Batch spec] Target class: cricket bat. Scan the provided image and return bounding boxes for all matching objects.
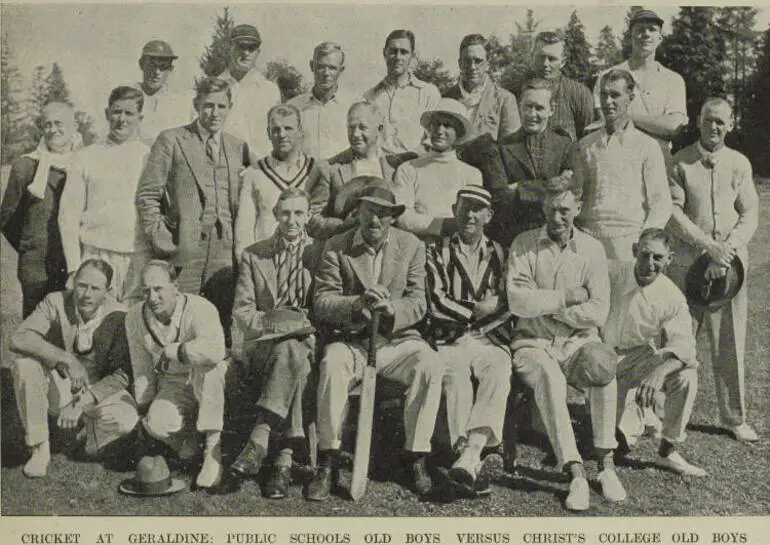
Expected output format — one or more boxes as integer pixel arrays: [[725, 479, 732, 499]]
[[349, 310, 381, 500]]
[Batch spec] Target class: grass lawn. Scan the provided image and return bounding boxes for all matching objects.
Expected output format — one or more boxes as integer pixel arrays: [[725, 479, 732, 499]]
[[0, 172, 767, 517]]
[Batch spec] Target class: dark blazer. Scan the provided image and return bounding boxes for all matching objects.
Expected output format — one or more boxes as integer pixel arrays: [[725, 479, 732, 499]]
[[307, 148, 417, 240], [444, 81, 520, 142], [0, 157, 68, 292], [313, 227, 427, 347], [135, 122, 251, 266]]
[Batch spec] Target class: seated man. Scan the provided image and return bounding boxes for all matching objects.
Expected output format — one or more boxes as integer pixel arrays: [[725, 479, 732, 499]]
[[507, 177, 624, 512], [606, 228, 706, 476], [392, 98, 482, 238], [125, 260, 228, 489], [230, 188, 319, 498], [308, 101, 416, 241], [424, 186, 512, 494], [10, 259, 137, 478], [309, 183, 444, 500]]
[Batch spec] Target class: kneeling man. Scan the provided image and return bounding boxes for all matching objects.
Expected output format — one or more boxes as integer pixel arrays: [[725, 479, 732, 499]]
[[126, 260, 228, 488], [507, 177, 624, 511], [606, 229, 705, 476], [309, 183, 444, 499], [424, 186, 511, 493], [230, 188, 318, 498], [10, 259, 137, 478]]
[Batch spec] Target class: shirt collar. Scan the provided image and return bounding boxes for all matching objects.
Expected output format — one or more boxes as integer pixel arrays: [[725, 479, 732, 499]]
[[697, 141, 727, 159], [353, 229, 390, 253], [378, 73, 427, 91], [274, 230, 307, 252], [138, 81, 169, 97], [537, 225, 579, 252], [309, 86, 340, 104], [195, 120, 221, 144], [600, 119, 635, 145]]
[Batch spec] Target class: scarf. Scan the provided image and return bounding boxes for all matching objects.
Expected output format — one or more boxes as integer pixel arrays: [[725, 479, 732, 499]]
[[23, 132, 84, 199], [458, 76, 488, 110]]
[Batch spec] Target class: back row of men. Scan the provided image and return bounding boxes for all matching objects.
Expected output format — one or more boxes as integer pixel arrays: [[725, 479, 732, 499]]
[[1, 9, 759, 510]]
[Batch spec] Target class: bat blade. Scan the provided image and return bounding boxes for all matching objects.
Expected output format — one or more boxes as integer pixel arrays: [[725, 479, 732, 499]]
[[350, 365, 377, 500]]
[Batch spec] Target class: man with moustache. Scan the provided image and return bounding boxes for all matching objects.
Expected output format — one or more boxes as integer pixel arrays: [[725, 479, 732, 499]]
[[516, 31, 595, 142], [424, 186, 512, 496], [573, 69, 671, 261], [507, 178, 624, 511], [137, 77, 253, 333], [594, 10, 687, 153], [443, 34, 519, 143], [308, 183, 443, 500], [1, 101, 83, 317], [308, 101, 417, 240], [230, 188, 319, 499], [667, 98, 760, 442], [135, 40, 192, 145], [289, 42, 357, 160], [59, 86, 150, 302], [606, 229, 706, 476], [364, 30, 441, 154], [10, 259, 136, 478], [234, 104, 330, 256], [491, 79, 575, 247], [219, 24, 281, 158], [126, 260, 228, 489]]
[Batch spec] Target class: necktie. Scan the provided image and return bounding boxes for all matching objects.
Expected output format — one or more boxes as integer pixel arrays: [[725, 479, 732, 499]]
[[206, 135, 217, 163]]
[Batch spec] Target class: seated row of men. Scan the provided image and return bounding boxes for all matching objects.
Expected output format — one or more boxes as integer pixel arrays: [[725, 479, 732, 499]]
[[11, 179, 710, 511]]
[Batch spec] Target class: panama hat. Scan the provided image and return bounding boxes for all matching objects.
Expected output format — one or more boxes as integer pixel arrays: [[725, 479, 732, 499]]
[[420, 98, 472, 145], [684, 253, 745, 310], [119, 455, 186, 496], [356, 182, 406, 218]]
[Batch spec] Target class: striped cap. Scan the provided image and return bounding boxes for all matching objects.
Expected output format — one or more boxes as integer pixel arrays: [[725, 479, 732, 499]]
[[457, 185, 492, 207]]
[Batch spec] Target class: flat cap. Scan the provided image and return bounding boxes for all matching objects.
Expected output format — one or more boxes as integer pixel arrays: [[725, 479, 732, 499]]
[[630, 9, 664, 27], [141, 40, 178, 59], [231, 24, 262, 44]]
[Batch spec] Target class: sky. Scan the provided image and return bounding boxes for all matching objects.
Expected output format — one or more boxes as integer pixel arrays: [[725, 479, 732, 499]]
[[2, 2, 769, 135]]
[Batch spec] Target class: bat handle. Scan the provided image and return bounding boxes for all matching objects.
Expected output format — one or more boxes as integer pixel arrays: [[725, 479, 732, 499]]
[[367, 310, 381, 368]]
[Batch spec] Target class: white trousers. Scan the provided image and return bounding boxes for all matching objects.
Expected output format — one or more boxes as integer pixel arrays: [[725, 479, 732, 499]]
[[143, 361, 227, 452], [316, 339, 444, 453], [82, 244, 147, 303], [438, 334, 511, 448], [513, 347, 618, 469], [12, 357, 139, 453]]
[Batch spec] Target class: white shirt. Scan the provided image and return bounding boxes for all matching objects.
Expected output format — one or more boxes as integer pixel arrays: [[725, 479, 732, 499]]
[[288, 86, 358, 160], [222, 68, 281, 158], [138, 83, 194, 146]]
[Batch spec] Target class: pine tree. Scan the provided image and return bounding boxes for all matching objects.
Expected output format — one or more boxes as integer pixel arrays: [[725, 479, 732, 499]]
[[413, 57, 457, 96], [199, 7, 235, 77], [29, 65, 49, 126], [596, 25, 622, 70], [490, 9, 540, 95], [45, 63, 71, 103], [562, 10, 593, 86], [743, 26, 770, 175], [265, 60, 308, 102], [1, 36, 35, 163]]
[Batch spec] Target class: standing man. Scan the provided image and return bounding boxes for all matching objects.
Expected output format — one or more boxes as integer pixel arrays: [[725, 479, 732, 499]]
[[126, 260, 228, 489], [515, 31, 595, 142], [574, 69, 671, 261], [219, 24, 281, 158], [230, 188, 319, 499], [594, 10, 687, 153], [234, 104, 329, 257], [1, 101, 82, 317], [10, 259, 137, 478], [308, 101, 416, 240], [424, 186, 511, 495], [136, 40, 192, 145], [288, 42, 357, 160], [364, 30, 441, 154], [606, 229, 706, 476], [59, 86, 150, 302], [507, 178, 624, 512], [443, 34, 519, 143], [136, 77, 252, 332], [308, 183, 444, 500], [667, 98, 759, 442], [392, 99, 483, 238], [492, 79, 575, 247]]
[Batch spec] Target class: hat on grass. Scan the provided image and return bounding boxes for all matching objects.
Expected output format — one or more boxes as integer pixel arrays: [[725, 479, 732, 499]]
[[119, 455, 185, 496]]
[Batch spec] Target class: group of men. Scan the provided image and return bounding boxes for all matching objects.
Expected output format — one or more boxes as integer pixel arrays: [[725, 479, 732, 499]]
[[1, 8, 760, 512]]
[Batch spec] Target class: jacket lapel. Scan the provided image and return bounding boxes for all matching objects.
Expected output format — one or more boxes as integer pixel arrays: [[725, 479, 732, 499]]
[[503, 133, 537, 179], [222, 133, 242, 215], [378, 234, 403, 289], [177, 124, 207, 202], [344, 235, 375, 291], [254, 247, 279, 303]]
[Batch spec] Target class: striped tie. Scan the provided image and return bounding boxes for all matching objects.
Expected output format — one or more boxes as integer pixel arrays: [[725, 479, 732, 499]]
[[276, 243, 305, 307]]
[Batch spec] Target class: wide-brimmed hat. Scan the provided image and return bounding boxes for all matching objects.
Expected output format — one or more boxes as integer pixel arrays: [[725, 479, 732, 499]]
[[684, 254, 745, 310], [420, 98, 472, 144], [243, 307, 315, 345], [140, 40, 178, 60], [119, 455, 186, 496], [356, 182, 406, 218]]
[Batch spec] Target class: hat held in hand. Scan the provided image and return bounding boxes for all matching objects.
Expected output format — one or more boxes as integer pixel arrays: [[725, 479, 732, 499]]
[[119, 455, 185, 496], [684, 254, 745, 310], [246, 307, 315, 344]]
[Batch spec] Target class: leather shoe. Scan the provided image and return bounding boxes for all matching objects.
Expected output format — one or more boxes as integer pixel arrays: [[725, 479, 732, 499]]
[[306, 466, 333, 501], [230, 442, 267, 478], [264, 465, 291, 499], [412, 457, 432, 496]]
